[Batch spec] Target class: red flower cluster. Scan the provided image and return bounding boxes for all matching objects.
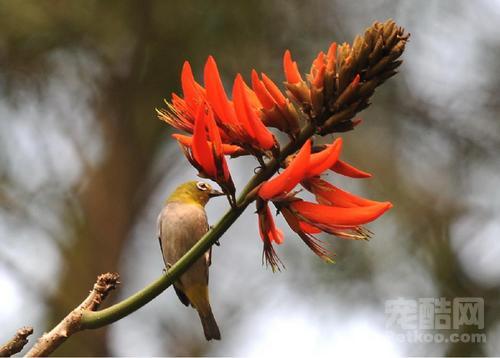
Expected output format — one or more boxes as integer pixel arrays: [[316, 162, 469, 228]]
[[158, 56, 306, 201], [256, 138, 391, 268], [158, 22, 406, 267], [158, 57, 301, 155]]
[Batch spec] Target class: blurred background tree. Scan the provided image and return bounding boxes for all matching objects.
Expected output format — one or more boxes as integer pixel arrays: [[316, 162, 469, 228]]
[[1, 0, 499, 356]]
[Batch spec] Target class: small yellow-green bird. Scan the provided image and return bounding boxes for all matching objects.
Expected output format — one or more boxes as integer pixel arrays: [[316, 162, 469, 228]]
[[157, 180, 224, 340]]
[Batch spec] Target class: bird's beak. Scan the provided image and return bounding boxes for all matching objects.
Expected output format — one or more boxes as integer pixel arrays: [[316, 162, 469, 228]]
[[209, 189, 225, 198]]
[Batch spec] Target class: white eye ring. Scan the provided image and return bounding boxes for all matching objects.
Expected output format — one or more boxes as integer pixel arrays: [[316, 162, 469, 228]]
[[196, 182, 208, 191]]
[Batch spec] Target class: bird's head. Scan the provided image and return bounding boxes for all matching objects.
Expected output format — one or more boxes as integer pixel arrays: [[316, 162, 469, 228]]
[[166, 181, 224, 207]]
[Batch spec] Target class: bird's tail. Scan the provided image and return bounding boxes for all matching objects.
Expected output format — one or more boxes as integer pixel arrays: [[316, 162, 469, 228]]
[[197, 305, 221, 341], [185, 284, 221, 340]]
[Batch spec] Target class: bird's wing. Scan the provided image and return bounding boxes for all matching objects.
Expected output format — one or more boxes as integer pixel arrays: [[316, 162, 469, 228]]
[[157, 205, 192, 306], [159, 202, 210, 282], [157, 209, 167, 267], [173, 284, 191, 307]]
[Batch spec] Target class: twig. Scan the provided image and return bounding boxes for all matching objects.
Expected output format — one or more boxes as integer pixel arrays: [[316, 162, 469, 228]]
[[0, 327, 33, 357], [25, 273, 119, 357]]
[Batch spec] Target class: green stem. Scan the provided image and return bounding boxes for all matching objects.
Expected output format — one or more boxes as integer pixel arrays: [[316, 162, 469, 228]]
[[81, 205, 244, 329], [80, 123, 314, 329]]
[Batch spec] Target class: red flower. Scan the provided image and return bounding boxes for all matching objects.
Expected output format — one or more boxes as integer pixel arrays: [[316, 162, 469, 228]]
[[309, 51, 326, 115], [233, 74, 277, 152], [257, 199, 285, 271], [157, 21, 409, 269], [326, 42, 337, 74], [158, 62, 212, 135], [160, 57, 280, 155], [251, 70, 299, 136], [331, 159, 371, 178], [306, 138, 343, 177], [289, 199, 392, 227], [257, 136, 392, 262], [251, 71, 286, 109], [275, 195, 391, 260], [284, 50, 303, 84], [178, 103, 235, 198], [204, 56, 278, 154], [258, 138, 343, 200], [283, 50, 311, 106], [310, 51, 326, 89], [180, 61, 206, 114], [258, 139, 311, 200]]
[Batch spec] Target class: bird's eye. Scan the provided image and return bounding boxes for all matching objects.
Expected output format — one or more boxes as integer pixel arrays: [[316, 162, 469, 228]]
[[196, 182, 208, 191]]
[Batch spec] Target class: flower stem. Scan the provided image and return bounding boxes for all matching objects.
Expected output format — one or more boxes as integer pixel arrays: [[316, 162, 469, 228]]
[[80, 123, 315, 329]]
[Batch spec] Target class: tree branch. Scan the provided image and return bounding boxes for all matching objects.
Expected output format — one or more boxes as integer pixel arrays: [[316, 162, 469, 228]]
[[80, 123, 315, 329], [25, 273, 119, 357], [0, 327, 33, 357]]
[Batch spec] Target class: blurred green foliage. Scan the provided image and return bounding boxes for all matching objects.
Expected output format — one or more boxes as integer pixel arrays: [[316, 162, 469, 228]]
[[1, 0, 500, 356]]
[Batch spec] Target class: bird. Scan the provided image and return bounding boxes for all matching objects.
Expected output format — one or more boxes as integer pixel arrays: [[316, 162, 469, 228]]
[[157, 180, 224, 340]]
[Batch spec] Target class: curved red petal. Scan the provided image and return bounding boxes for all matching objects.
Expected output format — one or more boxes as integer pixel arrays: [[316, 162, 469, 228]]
[[271, 227, 284, 244], [280, 207, 302, 233], [326, 42, 337, 72], [220, 152, 233, 183], [331, 159, 372, 178], [299, 220, 322, 234], [291, 200, 393, 226], [258, 203, 284, 245], [311, 51, 326, 89], [204, 56, 237, 125], [284, 50, 302, 84], [234, 75, 276, 150], [304, 177, 381, 208], [313, 65, 326, 88], [204, 106, 223, 154], [351, 74, 361, 88], [261, 73, 287, 108], [181, 61, 197, 102], [312, 51, 325, 72], [221, 144, 245, 156], [243, 79, 261, 110], [192, 107, 217, 177], [259, 139, 311, 200], [172, 133, 195, 148], [251, 70, 275, 110], [293, 62, 301, 80], [267, 205, 284, 244], [307, 137, 343, 177], [239, 89, 276, 150], [204, 106, 235, 184], [233, 74, 256, 136]]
